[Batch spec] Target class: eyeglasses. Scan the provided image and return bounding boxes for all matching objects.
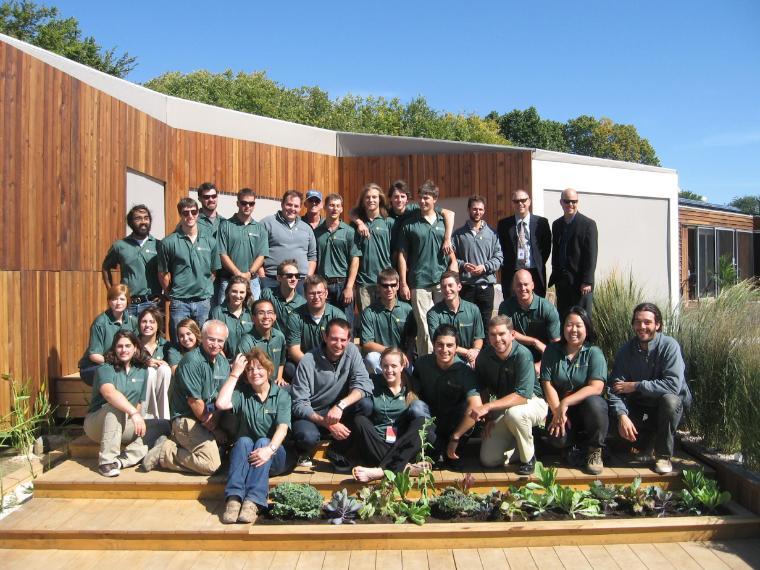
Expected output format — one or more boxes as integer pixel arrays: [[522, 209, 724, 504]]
[[239, 200, 255, 207], [562, 199, 578, 205], [278, 273, 300, 279], [379, 282, 398, 289], [181, 209, 199, 217], [512, 198, 529, 204], [200, 194, 218, 200], [255, 310, 276, 316]]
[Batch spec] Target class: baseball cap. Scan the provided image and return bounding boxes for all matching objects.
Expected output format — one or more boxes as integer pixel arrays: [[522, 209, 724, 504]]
[[305, 189, 322, 202]]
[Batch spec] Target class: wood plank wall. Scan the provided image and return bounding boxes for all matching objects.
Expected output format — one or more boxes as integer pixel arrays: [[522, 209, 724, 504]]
[[339, 151, 532, 229], [0, 38, 532, 418]]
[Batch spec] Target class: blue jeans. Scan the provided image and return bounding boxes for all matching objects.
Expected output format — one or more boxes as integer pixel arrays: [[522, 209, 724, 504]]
[[326, 279, 355, 333], [169, 298, 211, 342], [127, 300, 159, 318], [216, 277, 262, 307], [225, 437, 288, 507]]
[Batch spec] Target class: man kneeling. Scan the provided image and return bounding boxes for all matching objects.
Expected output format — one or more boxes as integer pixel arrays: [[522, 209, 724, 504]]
[[290, 318, 372, 472], [471, 315, 548, 475], [609, 303, 692, 475]]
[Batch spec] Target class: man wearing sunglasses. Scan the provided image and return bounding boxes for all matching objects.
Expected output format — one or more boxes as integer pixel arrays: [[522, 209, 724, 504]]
[[260, 259, 306, 335], [217, 188, 268, 305], [548, 188, 598, 319], [196, 182, 225, 239], [158, 197, 221, 342], [497, 189, 552, 298]]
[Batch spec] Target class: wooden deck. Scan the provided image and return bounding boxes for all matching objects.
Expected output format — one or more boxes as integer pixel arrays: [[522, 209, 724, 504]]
[[1, 540, 758, 569]]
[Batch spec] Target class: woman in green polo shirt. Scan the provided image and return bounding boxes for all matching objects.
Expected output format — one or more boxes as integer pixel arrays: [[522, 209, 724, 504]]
[[209, 276, 254, 362], [78, 284, 138, 386], [137, 307, 172, 420], [164, 318, 201, 374], [216, 348, 292, 525], [540, 306, 609, 475], [84, 331, 169, 477], [351, 347, 431, 483]]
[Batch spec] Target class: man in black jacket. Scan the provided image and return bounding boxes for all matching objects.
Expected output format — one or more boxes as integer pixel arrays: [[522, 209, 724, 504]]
[[497, 189, 552, 297], [548, 188, 598, 318]]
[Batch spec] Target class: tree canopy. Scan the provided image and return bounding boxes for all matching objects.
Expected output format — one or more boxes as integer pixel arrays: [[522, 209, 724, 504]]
[[679, 190, 706, 201], [0, 0, 136, 77], [729, 195, 760, 215]]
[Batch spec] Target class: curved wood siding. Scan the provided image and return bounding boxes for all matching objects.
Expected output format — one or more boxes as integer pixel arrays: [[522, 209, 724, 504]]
[[0, 38, 532, 417]]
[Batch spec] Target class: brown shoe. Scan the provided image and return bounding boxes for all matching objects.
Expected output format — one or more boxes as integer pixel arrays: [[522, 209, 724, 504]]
[[586, 447, 604, 475], [222, 497, 242, 524], [237, 500, 258, 524]]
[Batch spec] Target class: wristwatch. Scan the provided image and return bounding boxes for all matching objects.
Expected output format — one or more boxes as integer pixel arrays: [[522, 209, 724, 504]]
[[269, 443, 278, 453], [336, 400, 347, 411]]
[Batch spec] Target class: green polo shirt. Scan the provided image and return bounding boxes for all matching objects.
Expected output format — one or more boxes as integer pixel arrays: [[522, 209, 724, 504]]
[[285, 303, 347, 353], [499, 295, 561, 361], [164, 342, 185, 367], [389, 202, 420, 253], [261, 286, 306, 334], [368, 376, 410, 438], [539, 343, 607, 399], [237, 327, 287, 380], [102, 235, 161, 297], [314, 221, 361, 279], [145, 336, 170, 361], [209, 303, 254, 359], [411, 354, 479, 419], [427, 298, 485, 349], [231, 382, 291, 441], [89, 364, 149, 413], [78, 311, 138, 369], [398, 210, 449, 288], [170, 347, 230, 419], [218, 216, 268, 278], [475, 342, 542, 400], [354, 216, 394, 286], [360, 300, 416, 349], [198, 212, 225, 239], [157, 229, 220, 300]]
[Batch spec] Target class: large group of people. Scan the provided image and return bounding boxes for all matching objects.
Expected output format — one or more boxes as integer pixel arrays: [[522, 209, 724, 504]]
[[83, 180, 691, 524]]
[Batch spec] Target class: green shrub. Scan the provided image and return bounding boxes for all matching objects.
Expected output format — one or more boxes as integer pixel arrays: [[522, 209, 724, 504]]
[[431, 488, 481, 518], [269, 482, 323, 519]]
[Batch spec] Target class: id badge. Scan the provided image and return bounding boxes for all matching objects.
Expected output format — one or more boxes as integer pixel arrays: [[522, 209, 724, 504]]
[[385, 426, 397, 443], [517, 249, 526, 261]]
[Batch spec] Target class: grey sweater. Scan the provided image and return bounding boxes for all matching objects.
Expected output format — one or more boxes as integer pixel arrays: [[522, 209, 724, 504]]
[[452, 222, 504, 285], [261, 211, 317, 278], [291, 342, 372, 419], [608, 333, 692, 416]]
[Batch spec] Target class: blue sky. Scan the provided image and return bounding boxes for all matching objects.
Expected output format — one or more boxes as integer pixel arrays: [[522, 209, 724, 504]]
[[51, 0, 759, 205]]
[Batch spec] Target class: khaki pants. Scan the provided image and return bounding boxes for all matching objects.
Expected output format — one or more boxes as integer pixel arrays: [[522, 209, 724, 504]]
[[84, 404, 168, 467], [411, 284, 442, 356], [357, 285, 377, 314], [160, 416, 222, 475], [142, 364, 172, 420], [480, 396, 548, 466]]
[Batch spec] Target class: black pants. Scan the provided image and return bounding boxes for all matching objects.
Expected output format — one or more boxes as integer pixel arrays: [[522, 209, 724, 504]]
[[460, 284, 495, 331], [624, 394, 684, 457], [291, 397, 372, 454], [353, 415, 428, 472], [546, 395, 608, 449], [553, 274, 593, 320]]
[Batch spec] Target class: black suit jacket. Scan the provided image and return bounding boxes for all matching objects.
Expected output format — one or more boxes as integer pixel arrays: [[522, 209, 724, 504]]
[[548, 212, 598, 287], [496, 214, 552, 289]]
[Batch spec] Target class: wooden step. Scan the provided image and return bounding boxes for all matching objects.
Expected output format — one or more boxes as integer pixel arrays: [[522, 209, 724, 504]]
[[53, 373, 89, 419], [0, 497, 757, 551], [35, 448, 712, 501]]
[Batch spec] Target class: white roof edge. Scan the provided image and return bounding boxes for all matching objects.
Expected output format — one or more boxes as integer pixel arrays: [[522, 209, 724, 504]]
[[0, 33, 338, 156], [336, 131, 527, 156], [532, 149, 676, 174]]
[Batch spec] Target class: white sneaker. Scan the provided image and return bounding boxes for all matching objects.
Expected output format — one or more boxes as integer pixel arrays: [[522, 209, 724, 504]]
[[654, 456, 673, 474]]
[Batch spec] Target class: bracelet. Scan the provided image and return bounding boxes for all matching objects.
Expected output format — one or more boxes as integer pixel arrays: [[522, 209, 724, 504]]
[[449, 436, 460, 442], [129, 410, 139, 417]]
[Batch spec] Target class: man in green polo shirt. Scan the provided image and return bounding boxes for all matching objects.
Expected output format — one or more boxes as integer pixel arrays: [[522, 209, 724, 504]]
[[143, 320, 232, 475], [285, 275, 347, 380], [237, 299, 287, 385], [427, 271, 485, 366], [158, 197, 221, 342], [359, 268, 416, 373], [411, 324, 482, 467], [398, 180, 458, 357], [217, 187, 268, 305], [314, 193, 361, 333], [260, 259, 306, 334], [499, 269, 561, 375], [196, 182, 226, 239], [102, 204, 162, 317], [470, 315, 548, 475]]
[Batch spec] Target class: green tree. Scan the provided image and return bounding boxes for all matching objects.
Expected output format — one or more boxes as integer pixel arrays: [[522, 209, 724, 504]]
[[488, 106, 568, 152], [679, 190, 706, 201], [564, 115, 660, 166], [0, 0, 136, 77], [728, 195, 760, 215]]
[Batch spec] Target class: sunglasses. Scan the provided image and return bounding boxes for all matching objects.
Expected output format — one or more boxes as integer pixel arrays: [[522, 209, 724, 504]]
[[379, 282, 398, 289], [181, 209, 199, 217], [200, 194, 218, 200], [562, 199, 578, 205], [278, 273, 300, 279], [512, 198, 529, 204], [239, 200, 255, 207]]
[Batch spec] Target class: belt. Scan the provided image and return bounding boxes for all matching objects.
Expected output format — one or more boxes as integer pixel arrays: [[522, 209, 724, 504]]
[[131, 295, 160, 304], [326, 277, 346, 284]]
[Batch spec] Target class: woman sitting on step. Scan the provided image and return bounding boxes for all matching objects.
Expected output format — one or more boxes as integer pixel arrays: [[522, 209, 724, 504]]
[[83, 330, 170, 477], [351, 347, 432, 483], [216, 348, 292, 524], [137, 307, 172, 420]]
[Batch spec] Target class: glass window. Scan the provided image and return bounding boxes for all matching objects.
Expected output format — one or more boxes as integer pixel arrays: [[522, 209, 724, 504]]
[[697, 227, 716, 297], [687, 227, 697, 299], [737, 231, 754, 281], [716, 229, 736, 293]]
